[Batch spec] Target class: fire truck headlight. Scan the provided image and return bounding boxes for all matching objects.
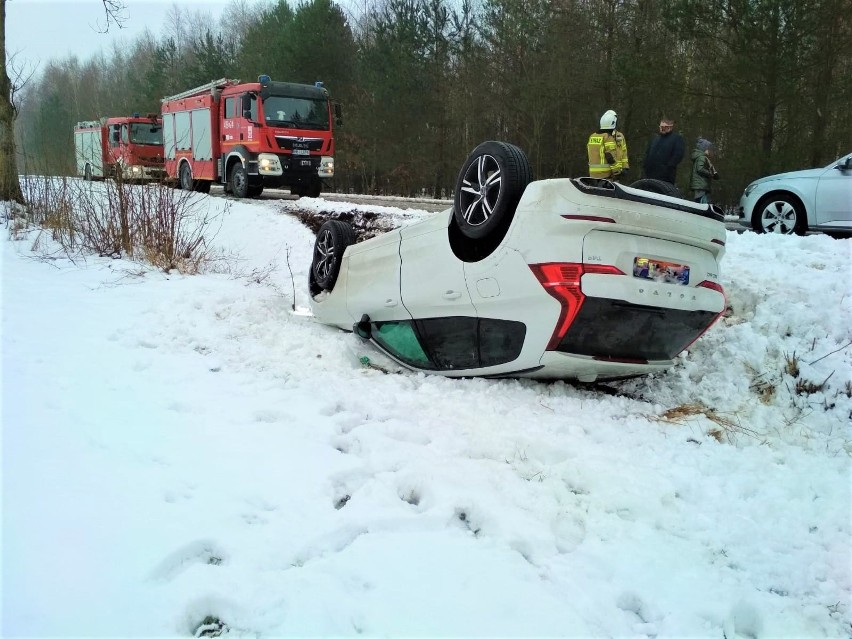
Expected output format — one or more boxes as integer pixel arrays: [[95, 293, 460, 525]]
[[258, 153, 282, 176], [319, 156, 334, 177]]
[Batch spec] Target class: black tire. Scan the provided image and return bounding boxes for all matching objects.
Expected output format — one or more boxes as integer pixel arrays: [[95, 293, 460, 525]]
[[247, 184, 264, 198], [291, 185, 305, 197], [453, 141, 531, 240], [84, 164, 92, 181], [311, 220, 355, 291], [179, 163, 194, 191], [629, 178, 681, 198], [306, 180, 321, 198], [752, 193, 805, 235], [230, 164, 249, 198]]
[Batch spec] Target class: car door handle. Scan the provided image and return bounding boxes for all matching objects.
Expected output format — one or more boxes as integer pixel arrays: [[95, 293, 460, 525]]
[[443, 290, 462, 300], [384, 299, 397, 307]]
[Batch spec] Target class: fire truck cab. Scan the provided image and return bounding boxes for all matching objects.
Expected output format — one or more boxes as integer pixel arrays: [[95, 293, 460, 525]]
[[74, 115, 165, 182], [161, 75, 340, 198]]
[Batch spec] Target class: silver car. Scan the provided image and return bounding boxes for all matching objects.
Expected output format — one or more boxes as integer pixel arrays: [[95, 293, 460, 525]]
[[309, 141, 727, 382], [738, 152, 852, 235]]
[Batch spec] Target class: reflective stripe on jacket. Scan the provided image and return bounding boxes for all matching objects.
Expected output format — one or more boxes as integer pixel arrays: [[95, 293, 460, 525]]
[[588, 130, 629, 179]]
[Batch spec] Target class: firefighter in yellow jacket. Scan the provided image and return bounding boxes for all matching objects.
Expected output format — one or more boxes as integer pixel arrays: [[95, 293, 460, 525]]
[[587, 109, 629, 181]]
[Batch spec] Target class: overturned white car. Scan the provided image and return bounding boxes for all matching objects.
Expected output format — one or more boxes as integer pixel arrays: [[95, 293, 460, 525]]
[[309, 141, 727, 382]]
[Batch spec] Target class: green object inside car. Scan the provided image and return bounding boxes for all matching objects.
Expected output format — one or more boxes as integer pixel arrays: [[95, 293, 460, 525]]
[[376, 322, 431, 367]]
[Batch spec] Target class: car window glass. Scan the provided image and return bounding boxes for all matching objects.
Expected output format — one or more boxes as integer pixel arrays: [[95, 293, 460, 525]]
[[373, 322, 433, 369], [479, 319, 526, 366], [415, 317, 478, 370]]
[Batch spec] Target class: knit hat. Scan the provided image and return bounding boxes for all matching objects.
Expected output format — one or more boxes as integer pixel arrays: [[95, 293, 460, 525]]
[[696, 137, 713, 152]]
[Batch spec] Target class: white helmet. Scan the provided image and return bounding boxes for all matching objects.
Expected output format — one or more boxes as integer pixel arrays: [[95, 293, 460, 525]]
[[600, 109, 617, 130]]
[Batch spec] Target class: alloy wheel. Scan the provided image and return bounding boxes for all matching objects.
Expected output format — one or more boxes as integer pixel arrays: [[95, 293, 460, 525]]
[[458, 154, 502, 228], [760, 200, 797, 234], [313, 228, 335, 282]]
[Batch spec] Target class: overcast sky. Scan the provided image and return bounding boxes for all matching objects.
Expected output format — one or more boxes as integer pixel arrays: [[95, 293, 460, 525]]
[[5, 0, 233, 74]]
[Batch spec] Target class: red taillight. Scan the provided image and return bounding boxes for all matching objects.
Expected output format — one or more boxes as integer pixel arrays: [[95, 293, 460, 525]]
[[677, 280, 727, 355], [697, 280, 724, 293], [530, 262, 625, 351], [583, 264, 626, 276]]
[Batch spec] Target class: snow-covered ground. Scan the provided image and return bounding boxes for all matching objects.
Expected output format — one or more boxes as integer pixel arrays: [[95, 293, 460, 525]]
[[2, 190, 850, 638]]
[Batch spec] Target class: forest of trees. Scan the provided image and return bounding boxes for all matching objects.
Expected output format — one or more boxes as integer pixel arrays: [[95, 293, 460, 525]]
[[10, 0, 852, 206]]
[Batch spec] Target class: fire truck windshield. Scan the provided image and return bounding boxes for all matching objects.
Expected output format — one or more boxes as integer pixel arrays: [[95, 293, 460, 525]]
[[130, 123, 163, 146], [262, 95, 329, 130]]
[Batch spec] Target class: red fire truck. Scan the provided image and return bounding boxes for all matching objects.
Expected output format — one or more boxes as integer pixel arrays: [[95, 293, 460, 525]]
[[161, 75, 340, 198], [74, 115, 165, 182]]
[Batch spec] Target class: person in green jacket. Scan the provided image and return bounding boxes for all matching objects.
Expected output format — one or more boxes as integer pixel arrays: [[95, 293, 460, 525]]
[[690, 137, 719, 203]]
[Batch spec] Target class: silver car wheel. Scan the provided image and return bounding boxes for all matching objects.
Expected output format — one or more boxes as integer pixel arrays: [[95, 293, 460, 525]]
[[314, 228, 334, 282], [759, 199, 798, 234], [310, 220, 355, 292], [459, 154, 502, 228]]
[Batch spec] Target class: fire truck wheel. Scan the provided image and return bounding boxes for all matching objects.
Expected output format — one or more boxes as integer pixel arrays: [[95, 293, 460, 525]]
[[180, 163, 194, 191], [452, 141, 531, 240], [247, 184, 264, 198], [307, 180, 321, 198], [230, 165, 249, 198], [84, 164, 92, 181]]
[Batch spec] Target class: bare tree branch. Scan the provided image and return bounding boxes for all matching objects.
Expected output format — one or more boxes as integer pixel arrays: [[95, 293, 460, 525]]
[[5, 49, 35, 119], [95, 0, 128, 33]]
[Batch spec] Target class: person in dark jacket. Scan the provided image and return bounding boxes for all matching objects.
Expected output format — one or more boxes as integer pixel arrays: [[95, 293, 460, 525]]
[[642, 116, 685, 185], [690, 137, 720, 203]]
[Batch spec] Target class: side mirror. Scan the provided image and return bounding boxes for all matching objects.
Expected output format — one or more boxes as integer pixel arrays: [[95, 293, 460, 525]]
[[353, 314, 371, 340], [334, 103, 343, 127], [837, 157, 852, 171], [242, 110, 253, 119]]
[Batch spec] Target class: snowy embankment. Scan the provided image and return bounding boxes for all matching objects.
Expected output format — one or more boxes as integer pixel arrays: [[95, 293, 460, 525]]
[[2, 190, 850, 638]]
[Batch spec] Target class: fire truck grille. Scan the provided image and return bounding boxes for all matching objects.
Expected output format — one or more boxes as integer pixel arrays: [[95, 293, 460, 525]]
[[275, 137, 323, 152]]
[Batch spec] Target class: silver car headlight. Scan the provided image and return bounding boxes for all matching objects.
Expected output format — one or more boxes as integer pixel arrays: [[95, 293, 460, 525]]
[[744, 182, 758, 197], [258, 153, 283, 176]]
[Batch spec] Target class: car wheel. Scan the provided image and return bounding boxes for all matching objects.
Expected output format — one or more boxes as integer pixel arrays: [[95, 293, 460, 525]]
[[247, 184, 264, 198], [311, 220, 355, 291], [230, 164, 249, 198], [629, 178, 681, 198], [453, 141, 531, 240], [180, 163, 194, 191], [84, 164, 92, 181], [753, 194, 805, 235]]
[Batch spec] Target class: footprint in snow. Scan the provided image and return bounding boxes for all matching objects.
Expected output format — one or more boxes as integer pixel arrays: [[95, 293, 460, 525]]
[[723, 601, 763, 639], [148, 539, 227, 581]]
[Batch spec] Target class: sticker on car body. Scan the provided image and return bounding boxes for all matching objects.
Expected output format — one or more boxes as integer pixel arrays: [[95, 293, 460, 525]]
[[633, 257, 690, 285]]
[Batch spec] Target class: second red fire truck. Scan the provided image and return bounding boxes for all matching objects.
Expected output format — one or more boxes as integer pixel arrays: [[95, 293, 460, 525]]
[[74, 115, 165, 182], [161, 75, 340, 198]]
